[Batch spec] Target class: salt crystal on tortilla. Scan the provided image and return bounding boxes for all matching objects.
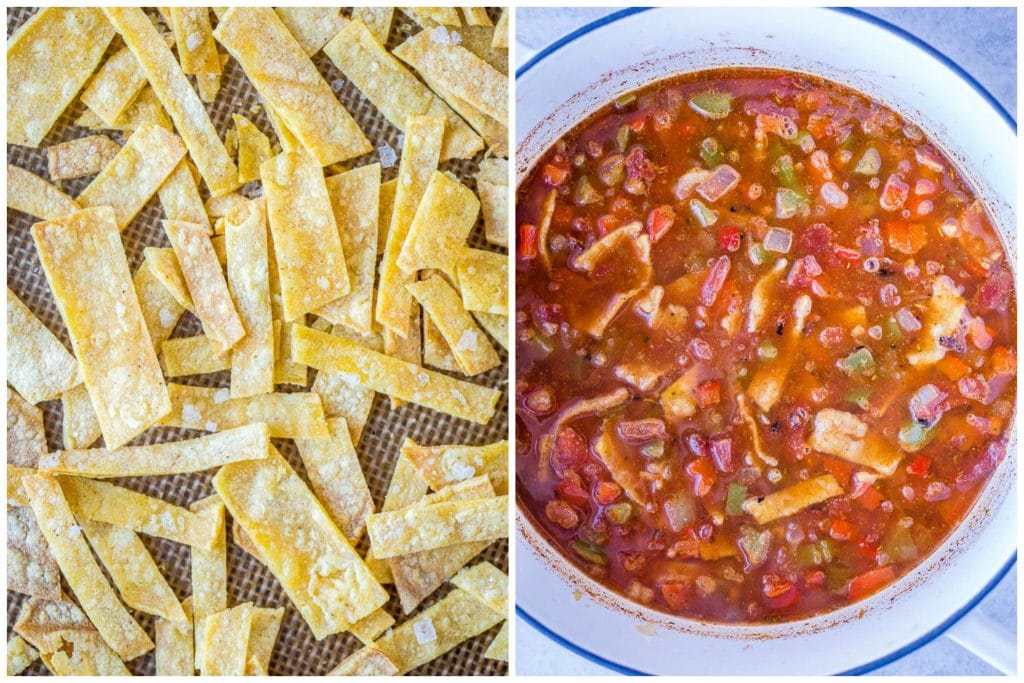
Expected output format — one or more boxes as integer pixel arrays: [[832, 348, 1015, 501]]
[[182, 403, 202, 423], [378, 143, 397, 169], [213, 388, 230, 404], [413, 616, 437, 644]]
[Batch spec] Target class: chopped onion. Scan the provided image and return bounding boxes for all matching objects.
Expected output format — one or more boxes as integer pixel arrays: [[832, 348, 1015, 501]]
[[663, 491, 698, 532], [909, 383, 948, 426], [896, 307, 922, 332], [696, 164, 741, 202], [819, 181, 849, 208], [763, 227, 793, 253]]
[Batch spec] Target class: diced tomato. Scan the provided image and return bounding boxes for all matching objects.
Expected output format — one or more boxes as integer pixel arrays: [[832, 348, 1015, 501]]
[[542, 161, 570, 187], [700, 256, 731, 306], [660, 581, 693, 610], [936, 355, 970, 382], [625, 145, 656, 181], [991, 346, 1017, 375], [804, 570, 826, 589], [847, 565, 896, 601], [718, 226, 742, 252], [834, 245, 861, 261], [518, 223, 539, 260], [762, 574, 798, 609], [697, 379, 721, 408], [828, 519, 854, 541], [646, 205, 676, 242], [821, 457, 853, 485], [973, 262, 1013, 314], [852, 482, 884, 511], [685, 458, 717, 497], [550, 427, 589, 479], [629, 117, 646, 133], [556, 471, 590, 509], [907, 454, 931, 477], [884, 220, 926, 255], [595, 481, 623, 505]]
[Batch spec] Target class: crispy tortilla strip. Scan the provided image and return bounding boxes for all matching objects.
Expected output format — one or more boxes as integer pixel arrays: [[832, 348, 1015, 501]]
[[384, 307, 423, 409], [330, 647, 399, 676], [41, 424, 270, 478], [398, 171, 480, 278], [79, 85, 174, 133], [8, 465, 34, 508], [14, 594, 130, 675], [167, 8, 219, 78], [274, 320, 310, 385], [104, 7, 240, 196], [43, 630, 131, 674], [234, 114, 273, 184], [161, 335, 229, 377], [462, 8, 493, 26], [484, 621, 508, 661], [263, 100, 301, 152], [232, 517, 262, 562], [401, 439, 508, 494], [46, 135, 120, 180], [293, 325, 500, 424], [473, 311, 508, 351], [492, 10, 509, 48], [160, 383, 329, 439], [457, 25, 507, 72], [369, 588, 503, 674], [60, 476, 219, 548], [77, 125, 186, 231], [262, 150, 352, 321], [423, 314, 460, 372], [7, 163, 80, 221], [24, 474, 153, 660], [245, 606, 285, 675], [33, 207, 171, 448], [324, 20, 481, 161], [477, 157, 508, 246], [348, 609, 396, 646], [315, 164, 380, 334], [214, 447, 389, 639], [144, 246, 195, 312], [226, 199, 274, 397], [743, 474, 844, 525], [457, 248, 507, 316], [748, 294, 813, 412], [134, 260, 184, 352], [365, 457, 429, 584], [419, 64, 508, 156], [451, 561, 508, 615], [7, 8, 115, 147], [311, 325, 380, 445], [747, 258, 789, 333], [159, 160, 210, 229], [215, 8, 371, 165], [808, 409, 903, 476], [190, 495, 228, 669], [907, 275, 968, 368], [407, 275, 501, 376], [367, 495, 507, 559], [200, 603, 253, 676], [80, 44, 151, 126], [79, 519, 186, 621], [295, 417, 374, 541], [7, 388, 46, 467], [352, 7, 394, 44], [8, 505, 61, 599], [165, 219, 246, 354], [155, 597, 194, 675], [205, 191, 248, 219], [403, 7, 461, 27], [275, 7, 345, 55], [377, 178, 398, 255], [376, 115, 445, 336], [594, 419, 651, 506], [7, 635, 39, 676]]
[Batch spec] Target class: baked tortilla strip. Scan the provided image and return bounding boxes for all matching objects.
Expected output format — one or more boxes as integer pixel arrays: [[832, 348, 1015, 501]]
[[473, 311, 508, 351], [423, 314, 461, 373], [32, 207, 171, 449], [456, 25, 508, 73], [295, 417, 375, 542], [462, 8, 493, 26], [7, 163, 80, 221], [401, 439, 509, 494], [167, 7, 219, 76], [103, 7, 240, 196], [40, 423, 271, 478], [262, 150, 352, 321], [234, 114, 273, 184], [142, 247, 194, 312], [397, 171, 480, 279], [60, 384, 102, 451], [314, 164, 380, 334], [214, 8, 371, 165], [77, 125, 186, 231], [8, 388, 47, 467], [323, 20, 482, 161], [60, 476, 220, 549], [79, 519, 186, 621], [275, 7, 345, 55], [200, 603, 253, 676], [160, 383, 329, 439], [23, 474, 153, 660], [214, 447, 389, 638], [352, 6, 394, 44], [329, 647, 400, 676], [263, 99, 302, 152], [245, 606, 285, 676], [407, 275, 501, 376], [14, 594, 130, 675], [155, 597, 194, 675], [293, 325, 500, 424], [311, 326, 380, 445], [46, 135, 121, 180], [7, 634, 39, 676], [484, 621, 508, 661], [376, 115, 445, 336], [415, 65, 508, 156], [80, 44, 152, 126], [134, 260, 185, 352], [365, 457, 430, 584], [159, 160, 211, 229], [742, 474, 844, 525], [8, 505, 61, 599], [348, 608, 396, 646], [457, 248, 508, 316], [225, 199, 274, 397], [403, 7, 461, 27], [384, 307, 423, 409], [164, 220, 246, 355], [205, 191, 248, 220], [451, 561, 508, 616], [367, 496, 507, 559], [377, 178, 398, 255], [274, 320, 310, 386], [161, 335, 229, 377], [7, 7, 115, 147], [8, 465, 34, 508], [88, 84, 174, 133], [492, 9, 509, 49], [807, 408, 903, 476], [190, 496, 228, 670], [477, 157, 509, 246], [7, 289, 80, 405]]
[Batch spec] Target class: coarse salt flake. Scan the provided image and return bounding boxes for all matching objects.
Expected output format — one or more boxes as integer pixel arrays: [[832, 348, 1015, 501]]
[[159, 307, 177, 328], [455, 329, 478, 351], [413, 616, 438, 644], [378, 143, 397, 169], [450, 461, 476, 481], [68, 524, 83, 539], [186, 32, 203, 52], [182, 403, 202, 423], [213, 388, 230, 404], [205, 420, 218, 432], [429, 26, 451, 45]]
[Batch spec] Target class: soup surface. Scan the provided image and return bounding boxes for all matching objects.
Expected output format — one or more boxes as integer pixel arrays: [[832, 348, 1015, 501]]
[[515, 69, 1015, 623]]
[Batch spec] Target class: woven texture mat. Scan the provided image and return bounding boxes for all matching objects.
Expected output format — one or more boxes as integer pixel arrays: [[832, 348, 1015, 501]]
[[7, 7, 508, 676]]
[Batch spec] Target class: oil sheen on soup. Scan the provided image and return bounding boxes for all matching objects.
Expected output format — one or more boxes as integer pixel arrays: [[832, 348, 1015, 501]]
[[515, 69, 1015, 623]]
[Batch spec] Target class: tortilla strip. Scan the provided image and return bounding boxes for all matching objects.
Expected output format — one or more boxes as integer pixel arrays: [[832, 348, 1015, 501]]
[[376, 115, 445, 336], [457, 248, 507, 316], [593, 420, 651, 506], [200, 603, 253, 676], [462, 8, 493, 26], [60, 476, 220, 548], [407, 275, 501, 376], [423, 313, 460, 373], [14, 594, 130, 675], [492, 10, 509, 49], [160, 335, 228, 377], [144, 247, 195, 313], [473, 311, 509, 351], [311, 325, 380, 445], [263, 99, 302, 152], [401, 439, 508, 494], [275, 7, 345, 56], [748, 294, 813, 412], [8, 465, 34, 508], [262, 150, 351, 321], [214, 447, 388, 639], [330, 647, 400, 676], [398, 171, 480, 279], [155, 597, 194, 675], [314, 164, 380, 334], [364, 457, 429, 585], [484, 621, 508, 661], [907, 275, 968, 368], [8, 505, 61, 599], [747, 258, 789, 333], [352, 6, 394, 44], [160, 383, 329, 439], [8, 388, 46, 467], [79, 519, 186, 621], [23, 474, 153, 660], [807, 409, 903, 476], [367, 495, 507, 559], [295, 417, 374, 541], [234, 114, 273, 184], [403, 7, 461, 27], [214, 8, 371, 165], [7, 8, 115, 147], [133, 260, 184, 354], [348, 608, 396, 646], [274, 320, 309, 386], [189, 495, 228, 668], [451, 561, 507, 616], [46, 135, 121, 180], [159, 160, 210, 229], [292, 325, 500, 424], [7, 634, 39, 676], [477, 157, 508, 246], [33, 207, 170, 448], [377, 178, 398, 255], [323, 20, 482, 161], [7, 163, 80, 221], [743, 474, 845, 525], [245, 606, 285, 675], [103, 7, 240, 196], [384, 307, 423, 409], [78, 85, 171, 133], [167, 8, 219, 80], [80, 45, 151, 126], [205, 192, 248, 220], [77, 125, 186, 231]]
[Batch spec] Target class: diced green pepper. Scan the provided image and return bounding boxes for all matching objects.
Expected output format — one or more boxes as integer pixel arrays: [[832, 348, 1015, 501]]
[[573, 175, 601, 205], [838, 347, 875, 375], [689, 198, 718, 227], [748, 241, 768, 266], [795, 539, 835, 568], [793, 130, 816, 153], [844, 386, 872, 410], [571, 539, 607, 565], [883, 317, 902, 343], [854, 147, 882, 175], [738, 526, 772, 567], [825, 566, 854, 592], [640, 440, 665, 459], [883, 526, 918, 563], [689, 90, 732, 120], [606, 502, 633, 525], [898, 421, 936, 452], [775, 187, 808, 220], [615, 124, 631, 153], [774, 154, 797, 189], [614, 92, 636, 109], [725, 484, 748, 516], [700, 137, 723, 168]]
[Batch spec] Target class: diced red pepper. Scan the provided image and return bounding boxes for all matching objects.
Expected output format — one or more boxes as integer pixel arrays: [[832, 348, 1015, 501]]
[[625, 144, 656, 181], [660, 581, 693, 610], [907, 454, 931, 477], [542, 161, 570, 187], [646, 205, 676, 242], [804, 570, 826, 589], [718, 226, 742, 252], [936, 356, 970, 382], [595, 481, 623, 505], [551, 203, 574, 227], [847, 565, 896, 601], [550, 427, 589, 479], [884, 220, 926, 255], [828, 519, 854, 541], [518, 223, 539, 260], [685, 458, 717, 497], [697, 379, 721, 408], [556, 471, 590, 509], [852, 482, 884, 511], [762, 574, 798, 609], [545, 499, 580, 529]]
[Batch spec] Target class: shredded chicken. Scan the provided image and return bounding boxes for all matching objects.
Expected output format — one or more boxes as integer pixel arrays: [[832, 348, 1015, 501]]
[[537, 387, 632, 477]]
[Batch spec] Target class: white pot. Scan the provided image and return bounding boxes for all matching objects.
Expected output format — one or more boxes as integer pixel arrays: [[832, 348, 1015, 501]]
[[515, 7, 1016, 675]]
